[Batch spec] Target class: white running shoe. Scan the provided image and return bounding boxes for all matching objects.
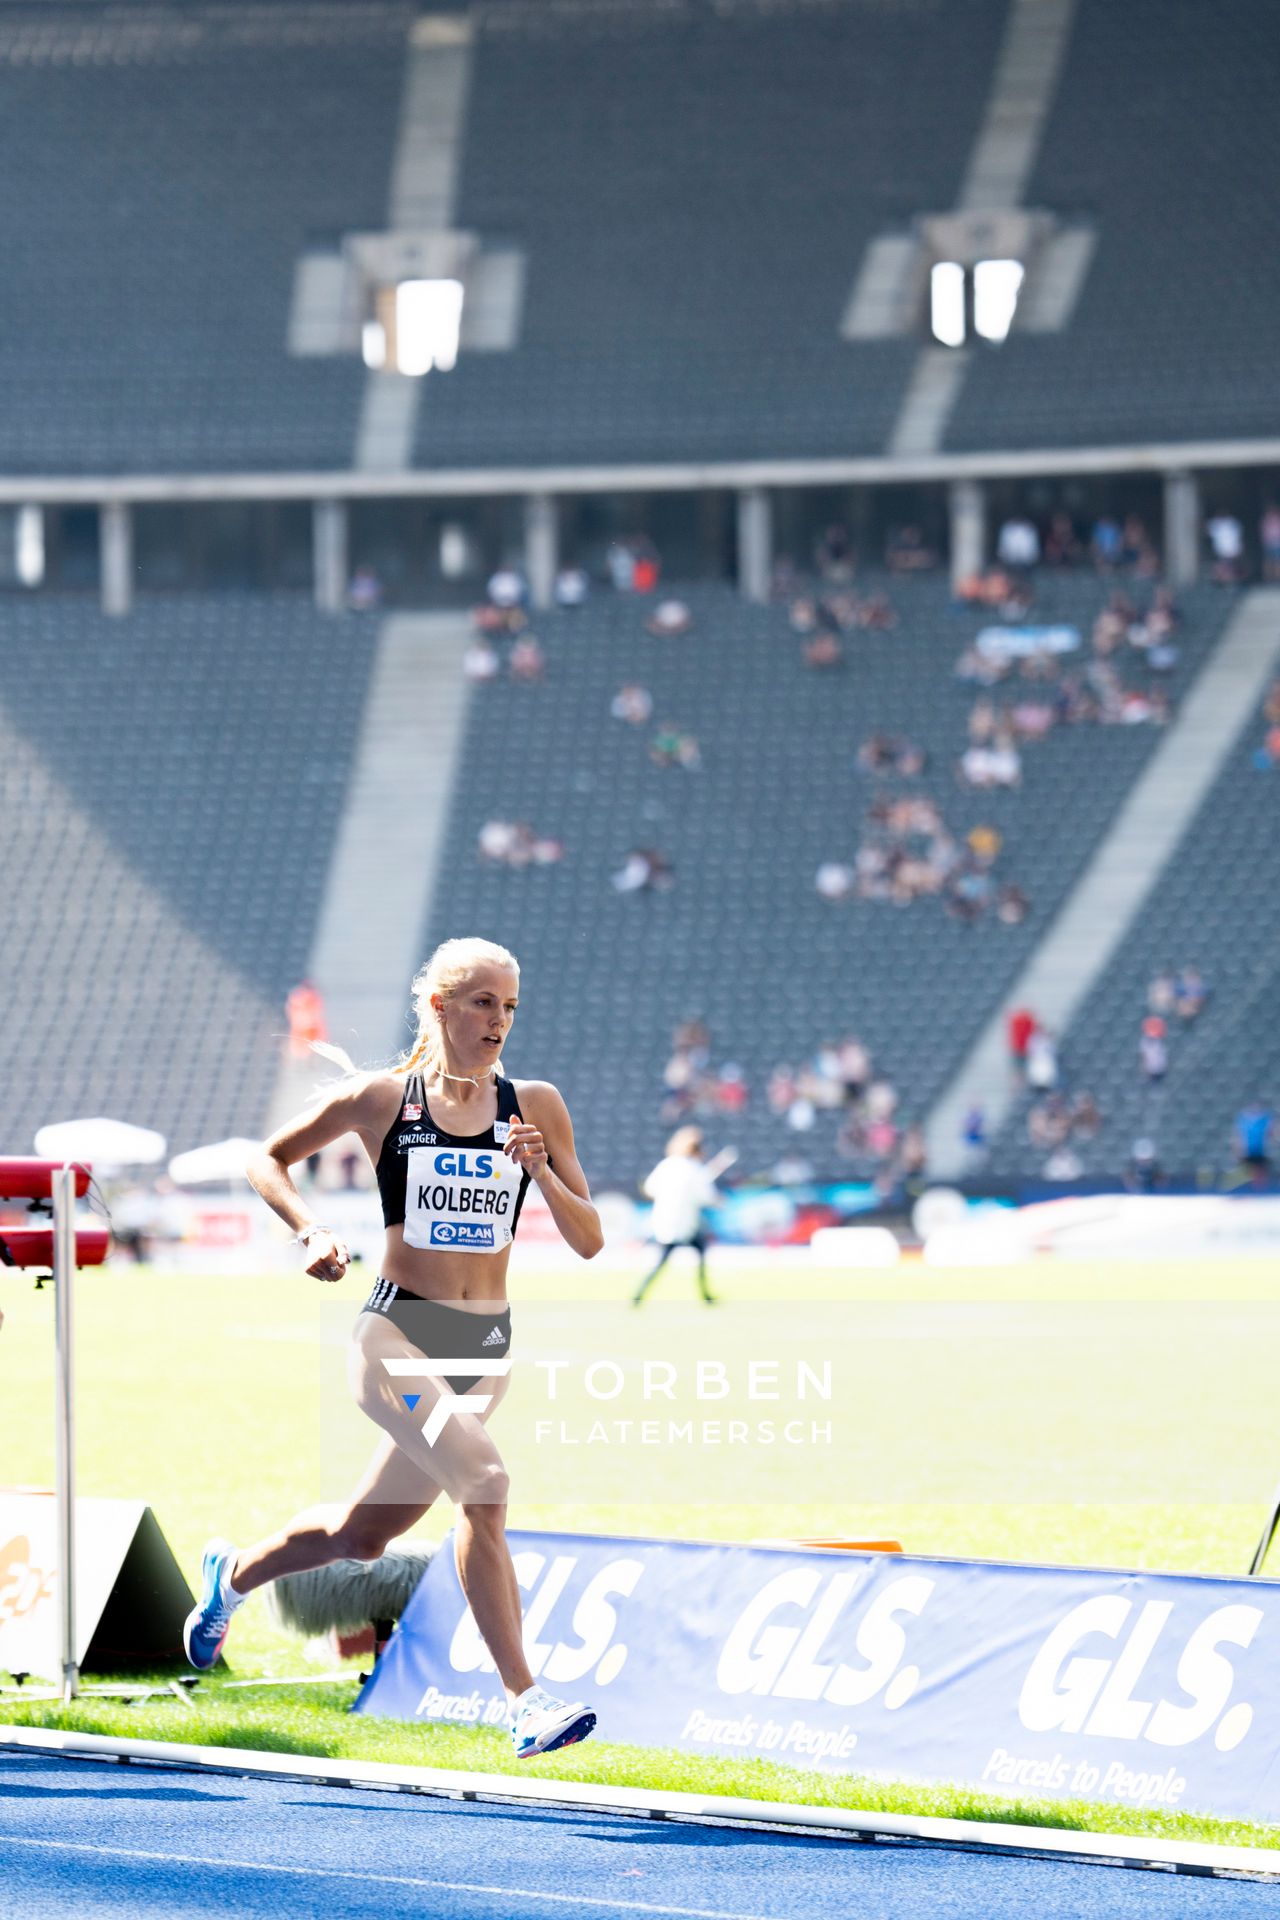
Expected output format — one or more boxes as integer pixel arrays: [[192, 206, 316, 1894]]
[[510, 1686, 596, 1759]]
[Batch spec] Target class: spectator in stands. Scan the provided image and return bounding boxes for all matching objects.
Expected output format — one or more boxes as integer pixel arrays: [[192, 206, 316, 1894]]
[[347, 566, 382, 611], [509, 634, 546, 681], [1121, 514, 1159, 577], [815, 861, 855, 902], [967, 823, 1001, 866], [553, 566, 589, 607], [1025, 1027, 1058, 1093], [645, 597, 693, 637], [650, 724, 701, 771], [612, 847, 672, 892], [997, 515, 1040, 570], [1007, 1005, 1037, 1081], [1043, 512, 1082, 567], [961, 1105, 987, 1151], [1125, 1137, 1162, 1192], [477, 820, 559, 867], [1261, 505, 1280, 583], [1028, 1093, 1071, 1149], [715, 1064, 748, 1114], [996, 882, 1030, 925], [851, 589, 899, 630], [1234, 1099, 1274, 1174], [631, 538, 661, 594], [1139, 1016, 1168, 1083], [858, 733, 923, 775], [1042, 1142, 1083, 1182], [946, 863, 994, 922], [1206, 510, 1245, 585], [610, 683, 653, 726], [803, 629, 843, 669], [487, 562, 527, 608], [1147, 969, 1177, 1016], [815, 522, 856, 582], [1174, 964, 1208, 1021], [464, 637, 501, 683], [607, 540, 636, 592], [1090, 515, 1124, 571], [1071, 1090, 1102, 1139], [885, 524, 938, 574], [473, 598, 526, 637], [286, 979, 327, 1060], [836, 1035, 871, 1103], [959, 737, 1021, 789]]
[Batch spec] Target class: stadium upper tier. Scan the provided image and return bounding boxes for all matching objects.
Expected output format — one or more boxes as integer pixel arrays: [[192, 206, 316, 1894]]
[[946, 0, 1280, 453], [0, 593, 379, 1155], [418, 576, 1233, 1188], [0, 2, 409, 475], [25, 0, 1280, 475], [412, 0, 1005, 468]]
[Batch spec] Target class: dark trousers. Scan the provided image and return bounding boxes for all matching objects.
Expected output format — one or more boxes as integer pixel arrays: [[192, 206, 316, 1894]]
[[633, 1231, 713, 1304]]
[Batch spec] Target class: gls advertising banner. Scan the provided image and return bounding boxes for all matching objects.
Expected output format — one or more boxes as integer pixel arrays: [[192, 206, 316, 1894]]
[[354, 1532, 1280, 1823]]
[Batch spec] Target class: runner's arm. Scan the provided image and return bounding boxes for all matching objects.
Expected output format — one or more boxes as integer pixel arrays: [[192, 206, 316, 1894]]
[[510, 1082, 604, 1260], [245, 1074, 380, 1279]]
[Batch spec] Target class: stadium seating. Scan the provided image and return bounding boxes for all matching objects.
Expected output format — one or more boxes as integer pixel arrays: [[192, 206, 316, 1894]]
[[0, 593, 378, 1154], [947, 0, 1280, 451], [0, 3, 408, 474], [988, 680, 1280, 1177], [415, 0, 1006, 466], [418, 574, 1232, 1188]]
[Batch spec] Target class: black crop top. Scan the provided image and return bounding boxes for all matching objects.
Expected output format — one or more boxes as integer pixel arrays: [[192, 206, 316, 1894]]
[[375, 1070, 534, 1254]]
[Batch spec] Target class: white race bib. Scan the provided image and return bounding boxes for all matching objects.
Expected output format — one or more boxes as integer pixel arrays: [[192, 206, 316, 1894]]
[[404, 1144, 523, 1254]]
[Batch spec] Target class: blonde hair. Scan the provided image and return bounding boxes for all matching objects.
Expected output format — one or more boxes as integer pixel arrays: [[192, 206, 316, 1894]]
[[309, 937, 519, 1085], [399, 937, 520, 1080], [666, 1125, 704, 1158]]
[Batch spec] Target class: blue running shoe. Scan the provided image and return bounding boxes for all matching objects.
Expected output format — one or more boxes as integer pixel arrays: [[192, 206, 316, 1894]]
[[510, 1687, 596, 1759], [183, 1538, 245, 1671]]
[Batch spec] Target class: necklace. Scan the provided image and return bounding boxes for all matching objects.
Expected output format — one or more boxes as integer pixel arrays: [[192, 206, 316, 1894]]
[[434, 1063, 498, 1086]]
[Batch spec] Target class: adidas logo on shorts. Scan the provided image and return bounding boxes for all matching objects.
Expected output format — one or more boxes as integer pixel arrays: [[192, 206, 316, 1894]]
[[482, 1325, 505, 1347]]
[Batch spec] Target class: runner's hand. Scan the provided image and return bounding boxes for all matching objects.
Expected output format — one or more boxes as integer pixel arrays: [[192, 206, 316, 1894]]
[[503, 1120, 549, 1180], [305, 1233, 350, 1283]]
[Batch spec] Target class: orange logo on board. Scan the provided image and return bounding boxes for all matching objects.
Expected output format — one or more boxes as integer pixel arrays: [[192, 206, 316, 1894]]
[[0, 1534, 56, 1625]]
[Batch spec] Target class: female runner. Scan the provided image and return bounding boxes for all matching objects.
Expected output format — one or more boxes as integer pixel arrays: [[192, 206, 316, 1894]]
[[183, 937, 604, 1758]]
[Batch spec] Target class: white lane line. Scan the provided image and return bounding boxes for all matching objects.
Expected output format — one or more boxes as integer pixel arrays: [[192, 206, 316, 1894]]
[[0, 1835, 772, 1919]]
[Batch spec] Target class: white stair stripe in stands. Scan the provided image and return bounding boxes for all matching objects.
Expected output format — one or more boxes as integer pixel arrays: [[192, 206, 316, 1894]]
[[267, 613, 472, 1127], [957, 0, 1078, 213], [925, 588, 1280, 1177], [885, 0, 1079, 456], [355, 15, 474, 472]]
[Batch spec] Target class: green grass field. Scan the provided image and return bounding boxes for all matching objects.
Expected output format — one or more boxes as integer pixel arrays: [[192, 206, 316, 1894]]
[[2, 1250, 1278, 1849]]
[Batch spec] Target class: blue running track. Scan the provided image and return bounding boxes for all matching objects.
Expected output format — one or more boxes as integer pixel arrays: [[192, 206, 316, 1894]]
[[0, 1750, 1273, 1919]]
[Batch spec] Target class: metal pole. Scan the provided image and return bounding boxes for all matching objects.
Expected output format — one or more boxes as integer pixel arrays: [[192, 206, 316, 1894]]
[[52, 1164, 78, 1702]]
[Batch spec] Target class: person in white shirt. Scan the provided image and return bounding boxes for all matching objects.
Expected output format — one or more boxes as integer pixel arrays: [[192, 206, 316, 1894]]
[[633, 1127, 735, 1306], [996, 516, 1041, 570]]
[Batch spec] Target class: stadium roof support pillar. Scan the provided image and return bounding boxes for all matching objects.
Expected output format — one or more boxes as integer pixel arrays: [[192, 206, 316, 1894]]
[[525, 491, 557, 611], [949, 477, 987, 589], [737, 486, 772, 604], [1164, 470, 1201, 587], [313, 498, 349, 614], [99, 502, 133, 617]]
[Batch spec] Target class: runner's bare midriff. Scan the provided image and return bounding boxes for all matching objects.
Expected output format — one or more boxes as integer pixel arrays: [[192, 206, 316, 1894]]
[[379, 1223, 514, 1305]]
